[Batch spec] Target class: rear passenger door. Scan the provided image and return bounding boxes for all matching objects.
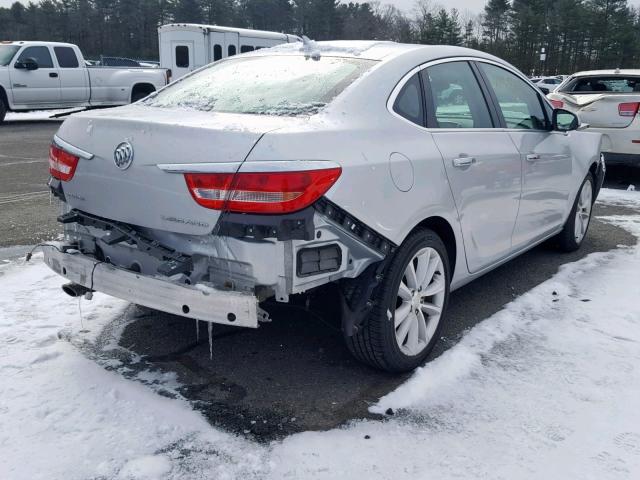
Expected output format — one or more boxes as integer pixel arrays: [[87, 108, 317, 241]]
[[476, 62, 573, 248], [423, 60, 522, 274], [54, 46, 89, 105]]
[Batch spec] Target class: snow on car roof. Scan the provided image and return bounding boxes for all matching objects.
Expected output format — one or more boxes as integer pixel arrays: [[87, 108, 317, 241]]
[[2, 40, 77, 48], [255, 40, 487, 62]]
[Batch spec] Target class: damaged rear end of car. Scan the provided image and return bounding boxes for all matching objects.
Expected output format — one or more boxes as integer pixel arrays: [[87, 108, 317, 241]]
[[44, 50, 390, 333]]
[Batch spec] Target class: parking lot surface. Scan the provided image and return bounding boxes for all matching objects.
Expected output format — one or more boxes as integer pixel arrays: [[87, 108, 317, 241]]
[[2, 118, 639, 440]]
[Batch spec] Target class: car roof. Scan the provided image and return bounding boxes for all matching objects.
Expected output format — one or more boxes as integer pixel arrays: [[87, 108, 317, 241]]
[[1, 40, 77, 48], [572, 69, 640, 77], [257, 40, 505, 63]]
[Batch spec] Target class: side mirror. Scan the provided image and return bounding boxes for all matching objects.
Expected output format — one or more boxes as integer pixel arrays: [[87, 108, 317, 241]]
[[539, 86, 550, 95], [552, 108, 580, 132], [15, 57, 38, 71]]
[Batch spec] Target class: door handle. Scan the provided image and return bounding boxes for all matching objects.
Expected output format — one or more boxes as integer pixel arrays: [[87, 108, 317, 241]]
[[452, 156, 476, 168], [49, 72, 58, 78], [526, 154, 540, 162]]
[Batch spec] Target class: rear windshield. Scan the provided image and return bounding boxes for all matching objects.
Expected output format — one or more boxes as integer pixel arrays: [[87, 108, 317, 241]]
[[0, 45, 20, 66], [143, 55, 376, 116], [561, 76, 640, 93]]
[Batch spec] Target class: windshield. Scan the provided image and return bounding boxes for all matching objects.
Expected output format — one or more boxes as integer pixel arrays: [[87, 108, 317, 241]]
[[561, 76, 640, 94], [0, 45, 20, 66], [143, 55, 376, 116]]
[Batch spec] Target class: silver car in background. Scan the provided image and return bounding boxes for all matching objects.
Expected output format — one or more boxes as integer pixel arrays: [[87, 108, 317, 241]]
[[44, 42, 604, 372]]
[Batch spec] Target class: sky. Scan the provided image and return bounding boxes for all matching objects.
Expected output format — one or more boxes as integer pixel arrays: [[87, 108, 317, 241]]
[[0, 0, 482, 12], [1, 0, 639, 14]]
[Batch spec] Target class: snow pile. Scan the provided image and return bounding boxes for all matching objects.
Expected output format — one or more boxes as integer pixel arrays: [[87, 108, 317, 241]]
[[0, 256, 266, 480], [597, 186, 639, 207], [1, 188, 640, 479], [267, 40, 396, 58], [4, 109, 75, 122]]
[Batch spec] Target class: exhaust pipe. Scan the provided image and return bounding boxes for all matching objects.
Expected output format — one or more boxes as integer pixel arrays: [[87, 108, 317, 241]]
[[62, 282, 92, 298]]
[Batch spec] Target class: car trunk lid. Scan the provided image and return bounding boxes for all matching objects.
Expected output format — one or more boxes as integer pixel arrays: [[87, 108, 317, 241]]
[[550, 92, 640, 128], [55, 105, 293, 235]]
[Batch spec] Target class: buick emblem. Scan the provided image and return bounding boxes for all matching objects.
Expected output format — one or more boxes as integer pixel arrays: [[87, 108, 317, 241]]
[[113, 142, 134, 170]]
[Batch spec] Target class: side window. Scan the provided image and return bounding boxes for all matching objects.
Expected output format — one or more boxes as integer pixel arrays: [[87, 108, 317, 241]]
[[479, 63, 547, 130], [228, 45, 237, 57], [17, 46, 54, 68], [423, 61, 493, 129], [213, 44, 222, 61], [175, 46, 189, 68], [54, 47, 79, 68], [240, 45, 254, 53], [393, 73, 424, 126]]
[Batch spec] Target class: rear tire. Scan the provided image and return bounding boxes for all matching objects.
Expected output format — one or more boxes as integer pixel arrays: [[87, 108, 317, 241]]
[[345, 228, 450, 372], [0, 96, 7, 124], [556, 173, 595, 252]]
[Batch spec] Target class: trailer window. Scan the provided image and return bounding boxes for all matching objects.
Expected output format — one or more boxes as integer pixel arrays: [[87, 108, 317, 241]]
[[144, 55, 377, 116], [240, 45, 254, 53], [228, 45, 236, 57], [213, 44, 222, 62], [54, 47, 79, 68], [175, 46, 189, 68]]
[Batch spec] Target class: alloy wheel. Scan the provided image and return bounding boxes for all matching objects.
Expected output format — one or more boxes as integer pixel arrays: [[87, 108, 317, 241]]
[[574, 180, 593, 243], [394, 247, 446, 356]]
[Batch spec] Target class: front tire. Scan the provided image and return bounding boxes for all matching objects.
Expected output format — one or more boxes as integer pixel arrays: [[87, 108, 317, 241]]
[[345, 228, 450, 372], [556, 173, 595, 252]]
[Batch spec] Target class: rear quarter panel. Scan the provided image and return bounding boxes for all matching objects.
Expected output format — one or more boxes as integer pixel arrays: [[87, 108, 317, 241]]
[[247, 114, 465, 284]]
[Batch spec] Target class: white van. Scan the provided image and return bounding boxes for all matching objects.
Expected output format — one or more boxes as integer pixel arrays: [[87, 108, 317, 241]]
[[158, 23, 300, 80]]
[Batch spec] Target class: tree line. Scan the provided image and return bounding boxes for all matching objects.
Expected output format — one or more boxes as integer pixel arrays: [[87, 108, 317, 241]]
[[1, 0, 639, 74]]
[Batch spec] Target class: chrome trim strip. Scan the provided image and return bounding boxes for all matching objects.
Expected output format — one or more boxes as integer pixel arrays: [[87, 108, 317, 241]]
[[52, 135, 94, 160], [157, 160, 341, 174]]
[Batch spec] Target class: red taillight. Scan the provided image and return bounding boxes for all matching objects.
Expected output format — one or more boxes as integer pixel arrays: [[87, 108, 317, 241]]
[[618, 102, 640, 117], [184, 168, 342, 214], [49, 144, 79, 181], [550, 99, 564, 109]]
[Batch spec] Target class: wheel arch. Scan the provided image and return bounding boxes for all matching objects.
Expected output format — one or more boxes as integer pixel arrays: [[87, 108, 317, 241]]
[[131, 83, 156, 102], [0, 85, 9, 109], [411, 216, 457, 278], [588, 158, 603, 201]]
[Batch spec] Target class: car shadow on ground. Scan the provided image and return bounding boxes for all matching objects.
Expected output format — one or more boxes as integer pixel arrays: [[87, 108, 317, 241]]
[[95, 169, 638, 442]]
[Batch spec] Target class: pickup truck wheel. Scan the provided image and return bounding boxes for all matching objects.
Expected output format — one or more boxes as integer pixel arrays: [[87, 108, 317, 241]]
[[0, 96, 7, 124], [345, 228, 450, 372], [556, 173, 594, 252]]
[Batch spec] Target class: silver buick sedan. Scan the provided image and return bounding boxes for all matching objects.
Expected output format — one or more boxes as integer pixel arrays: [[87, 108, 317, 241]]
[[44, 41, 604, 372]]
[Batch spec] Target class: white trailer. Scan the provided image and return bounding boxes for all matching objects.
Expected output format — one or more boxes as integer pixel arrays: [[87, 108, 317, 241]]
[[158, 24, 300, 80]]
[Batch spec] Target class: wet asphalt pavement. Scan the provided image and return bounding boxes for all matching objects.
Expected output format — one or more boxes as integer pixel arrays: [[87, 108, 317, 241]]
[[1, 119, 639, 441]]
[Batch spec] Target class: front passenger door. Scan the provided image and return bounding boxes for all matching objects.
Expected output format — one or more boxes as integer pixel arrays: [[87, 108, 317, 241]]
[[477, 62, 573, 248], [424, 61, 522, 274], [10, 46, 60, 105]]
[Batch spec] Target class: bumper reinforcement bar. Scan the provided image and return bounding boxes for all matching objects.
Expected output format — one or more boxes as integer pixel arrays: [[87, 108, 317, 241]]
[[42, 244, 259, 328]]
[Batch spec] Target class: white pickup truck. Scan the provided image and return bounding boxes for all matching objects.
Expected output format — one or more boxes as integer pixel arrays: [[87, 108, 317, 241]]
[[0, 41, 168, 123]]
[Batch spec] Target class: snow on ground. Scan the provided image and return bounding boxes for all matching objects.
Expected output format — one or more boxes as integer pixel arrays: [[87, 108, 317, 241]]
[[4, 109, 76, 122], [2, 188, 640, 479]]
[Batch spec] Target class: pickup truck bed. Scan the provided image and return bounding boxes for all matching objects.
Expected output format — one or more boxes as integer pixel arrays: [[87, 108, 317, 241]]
[[0, 41, 168, 122]]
